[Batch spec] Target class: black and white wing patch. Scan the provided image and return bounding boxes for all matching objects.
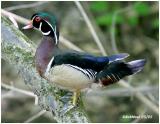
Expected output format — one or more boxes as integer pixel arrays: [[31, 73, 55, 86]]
[[66, 64, 97, 80]]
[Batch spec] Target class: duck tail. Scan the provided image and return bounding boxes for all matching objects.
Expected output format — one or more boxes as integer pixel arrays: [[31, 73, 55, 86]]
[[96, 59, 146, 86]]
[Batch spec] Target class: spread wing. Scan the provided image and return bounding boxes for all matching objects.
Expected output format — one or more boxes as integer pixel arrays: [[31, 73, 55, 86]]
[[51, 52, 129, 72]]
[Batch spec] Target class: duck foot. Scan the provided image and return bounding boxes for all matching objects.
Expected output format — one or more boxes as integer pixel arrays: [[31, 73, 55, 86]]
[[60, 92, 73, 103], [60, 102, 76, 115]]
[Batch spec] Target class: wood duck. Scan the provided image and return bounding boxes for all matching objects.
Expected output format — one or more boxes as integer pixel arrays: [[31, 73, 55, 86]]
[[23, 12, 146, 106]]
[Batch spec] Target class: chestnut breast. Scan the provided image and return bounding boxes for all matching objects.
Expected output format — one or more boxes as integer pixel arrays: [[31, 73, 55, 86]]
[[35, 36, 55, 77]]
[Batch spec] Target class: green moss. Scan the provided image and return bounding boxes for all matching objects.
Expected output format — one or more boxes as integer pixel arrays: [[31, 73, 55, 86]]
[[2, 42, 33, 65], [1, 16, 12, 26]]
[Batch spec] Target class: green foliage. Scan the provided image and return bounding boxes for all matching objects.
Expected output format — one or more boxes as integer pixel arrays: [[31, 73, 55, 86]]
[[127, 15, 138, 26], [133, 3, 150, 16], [90, 2, 153, 27], [152, 18, 159, 28], [90, 1, 108, 12], [96, 13, 124, 26], [89, 1, 158, 39], [96, 14, 112, 26]]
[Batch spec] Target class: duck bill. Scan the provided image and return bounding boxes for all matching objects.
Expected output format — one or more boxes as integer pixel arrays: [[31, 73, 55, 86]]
[[22, 21, 33, 29]]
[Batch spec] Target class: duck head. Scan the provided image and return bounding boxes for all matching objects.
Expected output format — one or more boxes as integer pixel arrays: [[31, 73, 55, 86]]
[[23, 12, 59, 44]]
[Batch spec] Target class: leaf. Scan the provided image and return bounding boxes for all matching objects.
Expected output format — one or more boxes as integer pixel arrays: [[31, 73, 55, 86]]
[[115, 14, 125, 24], [127, 16, 138, 26], [96, 14, 113, 26], [90, 1, 108, 12], [152, 18, 159, 28], [96, 14, 124, 26], [134, 2, 150, 16]]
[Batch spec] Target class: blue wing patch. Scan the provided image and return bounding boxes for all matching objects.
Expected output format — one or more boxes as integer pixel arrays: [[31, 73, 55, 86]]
[[83, 55, 109, 64], [83, 53, 129, 64]]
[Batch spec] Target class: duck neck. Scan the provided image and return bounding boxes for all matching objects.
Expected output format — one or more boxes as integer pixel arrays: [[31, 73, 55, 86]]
[[35, 36, 58, 77]]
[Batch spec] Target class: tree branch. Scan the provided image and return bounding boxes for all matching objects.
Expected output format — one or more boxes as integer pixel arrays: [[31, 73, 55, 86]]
[[110, 2, 141, 53], [24, 110, 46, 123], [87, 85, 158, 97], [1, 15, 89, 123], [4, 1, 49, 11]]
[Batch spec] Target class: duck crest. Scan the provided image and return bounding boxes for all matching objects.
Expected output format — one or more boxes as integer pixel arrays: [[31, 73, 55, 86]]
[[35, 36, 56, 77]]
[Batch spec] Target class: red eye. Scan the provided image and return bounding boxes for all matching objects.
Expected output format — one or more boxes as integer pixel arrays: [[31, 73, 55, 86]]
[[35, 17, 41, 22]]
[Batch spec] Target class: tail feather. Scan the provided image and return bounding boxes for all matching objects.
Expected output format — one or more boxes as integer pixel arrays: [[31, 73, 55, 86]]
[[127, 59, 146, 74], [96, 59, 146, 86]]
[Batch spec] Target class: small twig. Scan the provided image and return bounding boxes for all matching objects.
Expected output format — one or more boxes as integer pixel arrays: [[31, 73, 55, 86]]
[[1, 90, 13, 99], [4, 1, 49, 11], [60, 36, 83, 52], [8, 14, 19, 28], [74, 1, 107, 56], [119, 80, 159, 115], [2, 82, 35, 97], [111, 6, 131, 53], [1, 9, 29, 24], [24, 110, 46, 123], [147, 93, 159, 105], [110, 2, 141, 53], [2, 82, 38, 105], [132, 108, 147, 123], [87, 85, 158, 97], [136, 92, 159, 114]]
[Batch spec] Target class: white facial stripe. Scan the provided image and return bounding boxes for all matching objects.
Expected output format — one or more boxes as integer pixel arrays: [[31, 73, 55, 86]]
[[54, 26, 58, 45], [32, 15, 37, 21], [39, 22, 42, 30], [42, 31, 51, 35], [45, 56, 54, 75], [44, 20, 58, 45]]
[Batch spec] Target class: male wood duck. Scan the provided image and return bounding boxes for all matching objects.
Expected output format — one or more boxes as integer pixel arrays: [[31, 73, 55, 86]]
[[23, 12, 146, 106]]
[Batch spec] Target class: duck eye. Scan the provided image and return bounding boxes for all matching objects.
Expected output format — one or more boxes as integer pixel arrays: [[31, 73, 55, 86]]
[[35, 17, 41, 22]]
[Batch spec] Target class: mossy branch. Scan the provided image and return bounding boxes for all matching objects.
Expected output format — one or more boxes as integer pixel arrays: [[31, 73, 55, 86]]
[[1, 15, 89, 123]]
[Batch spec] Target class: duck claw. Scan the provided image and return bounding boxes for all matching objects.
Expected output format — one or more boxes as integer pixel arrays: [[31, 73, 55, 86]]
[[60, 103, 76, 115]]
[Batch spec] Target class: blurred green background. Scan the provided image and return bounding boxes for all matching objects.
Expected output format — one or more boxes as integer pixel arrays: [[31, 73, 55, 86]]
[[1, 1, 159, 123]]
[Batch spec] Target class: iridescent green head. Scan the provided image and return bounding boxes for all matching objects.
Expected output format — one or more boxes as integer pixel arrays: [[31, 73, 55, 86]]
[[23, 12, 59, 44]]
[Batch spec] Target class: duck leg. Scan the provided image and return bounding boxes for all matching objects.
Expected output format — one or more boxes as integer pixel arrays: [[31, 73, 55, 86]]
[[72, 91, 80, 106]]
